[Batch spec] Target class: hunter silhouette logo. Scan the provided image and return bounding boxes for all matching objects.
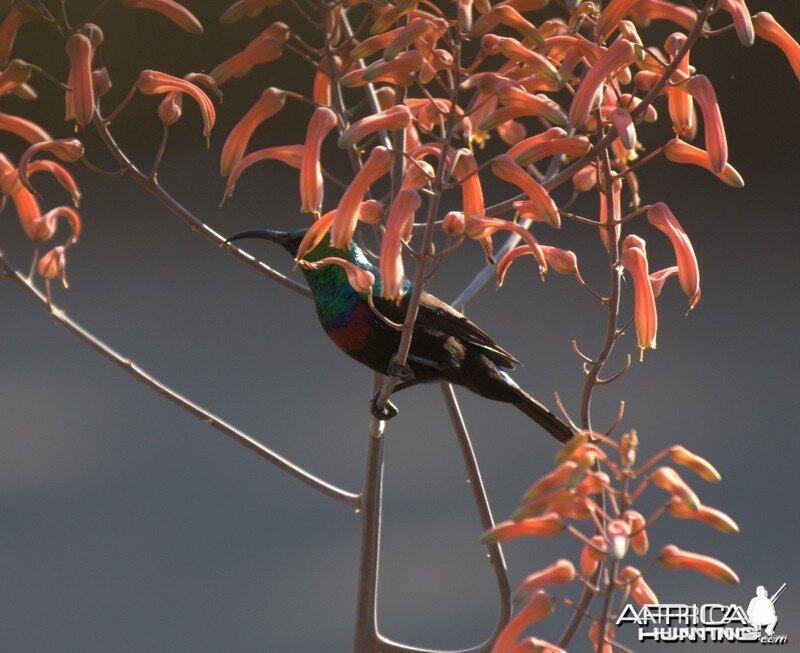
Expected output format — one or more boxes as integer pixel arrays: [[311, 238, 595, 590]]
[[616, 582, 788, 645]]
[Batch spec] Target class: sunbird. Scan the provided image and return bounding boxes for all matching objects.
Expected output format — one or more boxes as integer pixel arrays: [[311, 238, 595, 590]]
[[228, 228, 574, 443]]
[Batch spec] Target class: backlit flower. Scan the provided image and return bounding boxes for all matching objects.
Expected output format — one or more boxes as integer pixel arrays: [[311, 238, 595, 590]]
[[295, 210, 335, 262], [26, 160, 81, 206], [18, 138, 84, 195], [220, 0, 281, 24], [718, 0, 754, 46], [222, 145, 303, 203], [668, 445, 721, 482], [380, 189, 421, 303], [480, 513, 564, 543], [210, 24, 288, 84], [569, 39, 636, 129], [664, 138, 743, 187], [38, 245, 68, 287], [649, 266, 678, 297], [120, 0, 203, 33], [452, 149, 485, 219], [137, 70, 216, 143], [481, 35, 561, 84], [491, 155, 559, 228], [442, 211, 466, 236], [331, 146, 394, 248], [65, 34, 95, 126], [684, 75, 727, 175], [493, 591, 554, 653], [220, 87, 285, 176], [753, 12, 800, 80], [647, 203, 700, 312], [297, 257, 375, 294], [0, 112, 51, 144], [337, 105, 412, 149], [596, 0, 639, 38], [496, 85, 568, 126], [300, 107, 337, 216], [382, 18, 435, 61], [620, 243, 657, 358], [497, 245, 577, 287], [510, 134, 590, 167], [467, 217, 547, 271], [340, 51, 424, 87], [24, 206, 82, 244], [522, 461, 579, 500], [666, 499, 739, 534], [610, 107, 636, 149], [469, 5, 544, 45], [629, 0, 697, 31], [659, 545, 739, 584], [515, 560, 575, 602], [0, 4, 36, 66], [651, 466, 700, 510]]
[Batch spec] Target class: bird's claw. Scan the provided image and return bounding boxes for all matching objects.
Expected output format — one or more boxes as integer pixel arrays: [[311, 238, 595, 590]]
[[370, 392, 399, 421], [386, 358, 415, 382]]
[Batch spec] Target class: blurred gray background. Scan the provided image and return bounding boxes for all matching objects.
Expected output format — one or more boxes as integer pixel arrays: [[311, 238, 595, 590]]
[[0, 1, 797, 651]]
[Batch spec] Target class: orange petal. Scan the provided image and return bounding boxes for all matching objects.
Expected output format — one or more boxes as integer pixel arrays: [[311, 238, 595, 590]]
[[647, 203, 700, 312], [496, 85, 567, 126], [38, 246, 67, 285], [754, 12, 800, 80], [718, 0, 754, 46], [300, 107, 338, 215], [624, 509, 649, 555], [629, 0, 698, 31], [0, 112, 51, 144], [666, 499, 739, 533], [220, 87, 285, 176], [580, 535, 607, 576], [620, 245, 657, 356], [298, 256, 375, 294], [596, 0, 640, 38], [659, 545, 739, 584], [651, 466, 700, 511], [137, 70, 216, 143], [649, 266, 679, 297], [664, 138, 743, 187], [338, 105, 412, 149], [492, 154, 559, 228], [515, 559, 575, 602], [480, 514, 564, 543], [222, 145, 304, 203], [65, 34, 95, 126], [493, 591, 554, 653], [452, 149, 485, 219], [684, 75, 727, 175], [211, 25, 287, 84], [380, 188, 421, 302], [26, 160, 81, 206], [668, 445, 721, 482], [220, 0, 280, 24], [120, 0, 203, 34], [0, 4, 36, 67], [619, 566, 659, 605]]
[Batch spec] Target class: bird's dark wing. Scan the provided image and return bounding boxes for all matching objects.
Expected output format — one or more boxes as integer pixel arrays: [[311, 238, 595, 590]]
[[372, 291, 522, 369]]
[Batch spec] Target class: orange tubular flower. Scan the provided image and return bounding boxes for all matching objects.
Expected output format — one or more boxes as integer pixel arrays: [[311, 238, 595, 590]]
[[580, 535, 607, 575], [481, 35, 561, 85], [331, 146, 394, 249], [469, 5, 544, 45], [0, 4, 36, 66], [456, 0, 474, 32], [382, 18, 435, 61], [220, 0, 281, 24], [38, 246, 68, 286], [220, 87, 285, 176], [620, 244, 657, 358], [340, 51, 425, 87], [596, 0, 640, 38], [492, 155, 559, 228], [659, 545, 739, 584], [666, 499, 739, 534], [299, 107, 337, 216], [0, 112, 51, 143], [650, 266, 679, 297], [668, 445, 721, 482], [26, 160, 81, 207], [120, 0, 203, 33], [684, 75, 727, 175], [480, 513, 563, 544], [569, 39, 636, 129], [358, 200, 384, 225], [210, 24, 288, 85], [647, 203, 700, 312], [619, 567, 659, 606], [137, 70, 216, 144], [515, 560, 575, 602], [297, 257, 375, 294], [511, 135, 590, 167], [651, 466, 700, 511], [294, 210, 335, 262], [222, 145, 303, 203], [0, 59, 32, 96], [493, 591, 554, 653], [26, 206, 82, 244], [496, 86, 568, 126], [629, 0, 698, 32], [753, 12, 800, 80], [65, 34, 95, 126], [380, 189, 422, 303], [452, 149, 485, 219], [18, 138, 84, 195], [572, 164, 597, 192], [497, 245, 577, 287], [522, 461, 579, 501], [664, 138, 743, 187], [624, 509, 649, 555], [467, 217, 547, 271], [718, 0, 754, 46], [337, 105, 412, 149], [497, 120, 526, 145], [664, 33, 695, 138]]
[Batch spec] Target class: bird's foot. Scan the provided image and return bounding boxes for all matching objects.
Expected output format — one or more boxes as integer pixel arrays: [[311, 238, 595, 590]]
[[386, 357, 415, 382], [370, 392, 399, 421]]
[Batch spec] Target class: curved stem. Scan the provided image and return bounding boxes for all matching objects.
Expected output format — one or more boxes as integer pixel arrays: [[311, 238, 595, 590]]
[[0, 251, 359, 509]]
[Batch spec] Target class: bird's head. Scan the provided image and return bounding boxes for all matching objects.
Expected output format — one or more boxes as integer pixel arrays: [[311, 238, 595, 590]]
[[226, 227, 309, 258]]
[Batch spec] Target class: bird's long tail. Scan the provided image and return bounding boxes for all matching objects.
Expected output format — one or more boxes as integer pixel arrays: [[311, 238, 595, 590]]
[[510, 387, 574, 443]]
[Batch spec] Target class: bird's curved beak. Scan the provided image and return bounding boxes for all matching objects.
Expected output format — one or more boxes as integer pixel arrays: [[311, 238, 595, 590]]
[[226, 229, 291, 248]]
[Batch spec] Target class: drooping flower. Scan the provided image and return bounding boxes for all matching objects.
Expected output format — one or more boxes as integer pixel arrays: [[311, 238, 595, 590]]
[[295, 210, 336, 262], [452, 149, 485, 219], [492, 591, 554, 653], [514, 560, 575, 602], [684, 75, 727, 175], [92, 67, 113, 97], [497, 119, 526, 145], [629, 0, 697, 31], [0, 112, 51, 144], [664, 138, 743, 187], [480, 513, 564, 543], [569, 39, 636, 129], [442, 210, 466, 236], [624, 509, 649, 555], [220, 0, 281, 25], [158, 73, 221, 128], [491, 155, 559, 228], [659, 545, 739, 584], [619, 567, 659, 605], [580, 535, 607, 576], [650, 466, 700, 511], [330, 146, 394, 248], [718, 0, 754, 46], [510, 134, 590, 166], [753, 12, 800, 80], [210, 24, 288, 84], [0, 4, 36, 66], [522, 461, 579, 501], [137, 70, 216, 143], [668, 445, 721, 482], [65, 34, 95, 126], [382, 18, 436, 61], [0, 59, 32, 97], [220, 87, 285, 176], [495, 86, 567, 127], [337, 105, 412, 149], [18, 138, 84, 195], [469, 5, 544, 45], [649, 266, 679, 297], [23, 206, 82, 244], [596, 0, 640, 38], [358, 200, 384, 225], [297, 257, 375, 294], [481, 35, 561, 84], [38, 245, 68, 287], [467, 216, 548, 271], [340, 51, 424, 87], [666, 499, 739, 534], [299, 107, 338, 216], [222, 145, 303, 203], [380, 189, 422, 303], [620, 243, 657, 358], [610, 107, 636, 149], [497, 245, 577, 287], [26, 160, 81, 207], [647, 203, 700, 312], [589, 620, 615, 653], [120, 0, 203, 33]]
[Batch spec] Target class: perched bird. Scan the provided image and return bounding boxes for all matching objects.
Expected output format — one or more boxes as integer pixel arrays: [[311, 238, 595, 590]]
[[227, 228, 574, 443]]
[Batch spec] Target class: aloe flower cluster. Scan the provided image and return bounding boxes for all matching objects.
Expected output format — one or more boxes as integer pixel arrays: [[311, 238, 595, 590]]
[[482, 431, 738, 652]]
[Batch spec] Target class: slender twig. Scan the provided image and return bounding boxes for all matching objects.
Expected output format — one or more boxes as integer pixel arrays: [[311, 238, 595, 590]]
[[0, 250, 359, 508]]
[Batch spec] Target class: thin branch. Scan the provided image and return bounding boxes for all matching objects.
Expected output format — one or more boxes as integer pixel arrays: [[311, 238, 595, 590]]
[[0, 251, 358, 508]]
